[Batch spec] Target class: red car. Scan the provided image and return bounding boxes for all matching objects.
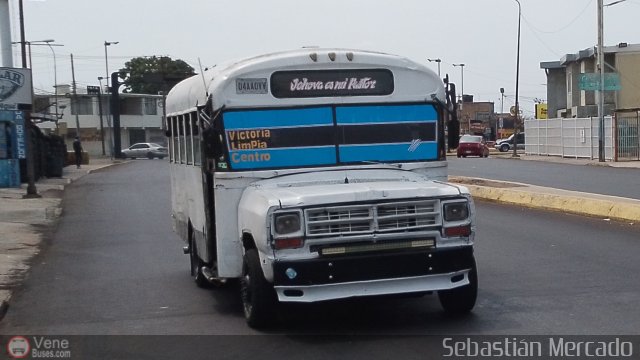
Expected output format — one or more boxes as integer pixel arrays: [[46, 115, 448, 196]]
[[456, 135, 490, 158]]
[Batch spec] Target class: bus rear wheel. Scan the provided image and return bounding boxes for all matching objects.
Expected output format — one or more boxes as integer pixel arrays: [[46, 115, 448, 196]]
[[240, 249, 277, 328], [189, 237, 209, 288]]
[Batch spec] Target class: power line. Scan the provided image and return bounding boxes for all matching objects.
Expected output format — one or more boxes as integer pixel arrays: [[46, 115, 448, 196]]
[[521, 0, 595, 34]]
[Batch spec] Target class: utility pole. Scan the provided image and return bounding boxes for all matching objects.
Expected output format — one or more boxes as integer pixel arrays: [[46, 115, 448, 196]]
[[70, 54, 80, 134], [97, 83, 106, 156], [597, 0, 605, 162], [512, 0, 522, 158], [18, 0, 39, 198]]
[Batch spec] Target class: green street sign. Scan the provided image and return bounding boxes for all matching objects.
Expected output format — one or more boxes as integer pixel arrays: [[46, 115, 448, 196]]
[[578, 73, 621, 91]]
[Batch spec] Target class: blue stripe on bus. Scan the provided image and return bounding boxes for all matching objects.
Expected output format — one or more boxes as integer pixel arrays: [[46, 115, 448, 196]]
[[335, 104, 437, 124], [224, 107, 334, 129], [228, 147, 337, 169], [339, 142, 439, 162]]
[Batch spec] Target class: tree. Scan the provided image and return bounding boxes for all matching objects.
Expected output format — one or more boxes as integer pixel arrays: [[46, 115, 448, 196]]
[[118, 56, 196, 94]]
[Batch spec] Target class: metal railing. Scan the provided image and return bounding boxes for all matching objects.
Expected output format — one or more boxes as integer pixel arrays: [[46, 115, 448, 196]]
[[615, 110, 640, 161]]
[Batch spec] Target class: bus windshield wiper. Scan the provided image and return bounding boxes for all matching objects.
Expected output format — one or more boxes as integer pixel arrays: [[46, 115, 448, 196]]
[[354, 161, 402, 168]]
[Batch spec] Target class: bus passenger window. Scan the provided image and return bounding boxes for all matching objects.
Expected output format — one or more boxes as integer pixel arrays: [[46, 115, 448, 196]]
[[186, 114, 193, 165], [180, 115, 187, 164], [193, 114, 201, 166]]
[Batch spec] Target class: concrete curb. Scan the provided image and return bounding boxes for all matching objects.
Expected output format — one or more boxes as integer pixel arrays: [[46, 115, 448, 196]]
[[451, 176, 640, 223]]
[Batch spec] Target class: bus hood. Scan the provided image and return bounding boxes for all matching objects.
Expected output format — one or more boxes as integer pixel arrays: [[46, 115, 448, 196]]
[[244, 169, 468, 208]]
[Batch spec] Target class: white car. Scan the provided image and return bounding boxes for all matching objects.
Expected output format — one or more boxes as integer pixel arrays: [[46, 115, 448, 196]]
[[121, 143, 168, 159], [494, 133, 525, 152]]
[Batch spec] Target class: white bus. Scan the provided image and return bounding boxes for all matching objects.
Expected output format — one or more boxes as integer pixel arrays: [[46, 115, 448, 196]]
[[165, 48, 476, 328]]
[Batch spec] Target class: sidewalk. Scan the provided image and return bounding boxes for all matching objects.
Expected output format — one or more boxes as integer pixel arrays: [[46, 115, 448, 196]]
[[451, 152, 640, 223], [489, 150, 640, 168], [0, 158, 124, 317], [0, 155, 639, 319]]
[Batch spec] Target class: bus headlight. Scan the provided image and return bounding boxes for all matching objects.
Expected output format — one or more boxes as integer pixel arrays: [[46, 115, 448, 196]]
[[274, 213, 301, 235], [443, 202, 469, 222]]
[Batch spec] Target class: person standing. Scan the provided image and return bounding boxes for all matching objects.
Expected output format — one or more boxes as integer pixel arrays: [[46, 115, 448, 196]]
[[73, 136, 83, 169]]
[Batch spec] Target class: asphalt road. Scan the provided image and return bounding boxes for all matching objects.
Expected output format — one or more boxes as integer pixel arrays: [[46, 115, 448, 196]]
[[448, 156, 640, 200], [2, 160, 640, 357]]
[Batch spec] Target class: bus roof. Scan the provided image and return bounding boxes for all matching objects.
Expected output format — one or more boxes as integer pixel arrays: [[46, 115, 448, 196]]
[[166, 48, 445, 115]]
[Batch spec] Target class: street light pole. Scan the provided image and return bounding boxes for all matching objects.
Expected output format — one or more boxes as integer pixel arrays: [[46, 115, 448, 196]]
[[512, 0, 522, 158], [427, 58, 441, 78], [499, 87, 505, 140], [25, 40, 63, 119], [453, 63, 466, 131], [104, 41, 118, 159], [45, 42, 59, 119], [104, 41, 119, 91]]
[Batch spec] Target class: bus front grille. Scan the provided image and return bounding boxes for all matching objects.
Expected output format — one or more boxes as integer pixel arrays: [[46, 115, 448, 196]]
[[305, 200, 440, 238]]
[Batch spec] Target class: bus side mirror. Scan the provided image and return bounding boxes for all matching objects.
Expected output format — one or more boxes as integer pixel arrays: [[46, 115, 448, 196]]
[[203, 127, 225, 158], [165, 129, 171, 137]]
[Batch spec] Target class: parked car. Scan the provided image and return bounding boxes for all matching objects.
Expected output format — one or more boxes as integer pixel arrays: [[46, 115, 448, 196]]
[[495, 133, 525, 152], [457, 135, 490, 158], [121, 143, 168, 159]]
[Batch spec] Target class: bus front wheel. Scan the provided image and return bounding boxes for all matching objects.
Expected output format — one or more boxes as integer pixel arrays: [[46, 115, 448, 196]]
[[240, 249, 277, 328], [438, 259, 478, 315]]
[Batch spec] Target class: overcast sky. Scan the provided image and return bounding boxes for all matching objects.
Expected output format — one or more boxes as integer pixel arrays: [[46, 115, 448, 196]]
[[5, 0, 640, 117]]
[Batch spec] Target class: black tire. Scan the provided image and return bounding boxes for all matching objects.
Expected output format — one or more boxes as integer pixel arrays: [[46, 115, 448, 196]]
[[438, 259, 478, 315], [189, 237, 209, 288], [158, 156, 165, 160], [456, 155, 461, 158], [147, 152, 155, 159], [240, 249, 277, 328], [500, 144, 509, 152]]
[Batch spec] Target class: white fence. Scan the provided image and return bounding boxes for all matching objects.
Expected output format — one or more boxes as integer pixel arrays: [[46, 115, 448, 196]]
[[524, 117, 614, 161]]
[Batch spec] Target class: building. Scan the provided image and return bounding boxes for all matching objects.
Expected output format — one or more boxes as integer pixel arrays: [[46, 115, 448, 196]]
[[34, 85, 165, 157], [458, 96, 499, 139], [540, 43, 640, 118]]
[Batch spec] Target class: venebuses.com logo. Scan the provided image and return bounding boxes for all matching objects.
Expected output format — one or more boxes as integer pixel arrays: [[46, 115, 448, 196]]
[[5, 336, 71, 359], [6, 336, 30, 359]]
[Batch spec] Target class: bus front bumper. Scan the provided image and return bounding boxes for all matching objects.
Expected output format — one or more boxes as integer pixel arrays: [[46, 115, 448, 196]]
[[272, 246, 474, 303]]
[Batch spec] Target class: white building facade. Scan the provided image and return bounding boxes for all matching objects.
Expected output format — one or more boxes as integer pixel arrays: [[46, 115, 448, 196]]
[[35, 85, 166, 157]]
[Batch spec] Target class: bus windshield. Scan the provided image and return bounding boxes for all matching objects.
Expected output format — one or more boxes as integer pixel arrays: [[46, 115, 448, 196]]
[[222, 103, 440, 170]]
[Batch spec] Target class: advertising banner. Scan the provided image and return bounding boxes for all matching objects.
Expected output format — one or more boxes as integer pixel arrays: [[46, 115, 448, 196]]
[[0, 110, 26, 159], [536, 103, 548, 119]]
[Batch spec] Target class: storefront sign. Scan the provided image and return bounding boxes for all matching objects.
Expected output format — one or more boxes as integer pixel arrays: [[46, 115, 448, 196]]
[[0, 67, 32, 110], [270, 69, 394, 98]]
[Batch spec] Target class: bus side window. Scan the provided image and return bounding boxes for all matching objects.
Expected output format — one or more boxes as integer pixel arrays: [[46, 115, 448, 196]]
[[186, 114, 193, 165], [192, 113, 202, 166], [170, 116, 180, 163], [180, 115, 187, 164]]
